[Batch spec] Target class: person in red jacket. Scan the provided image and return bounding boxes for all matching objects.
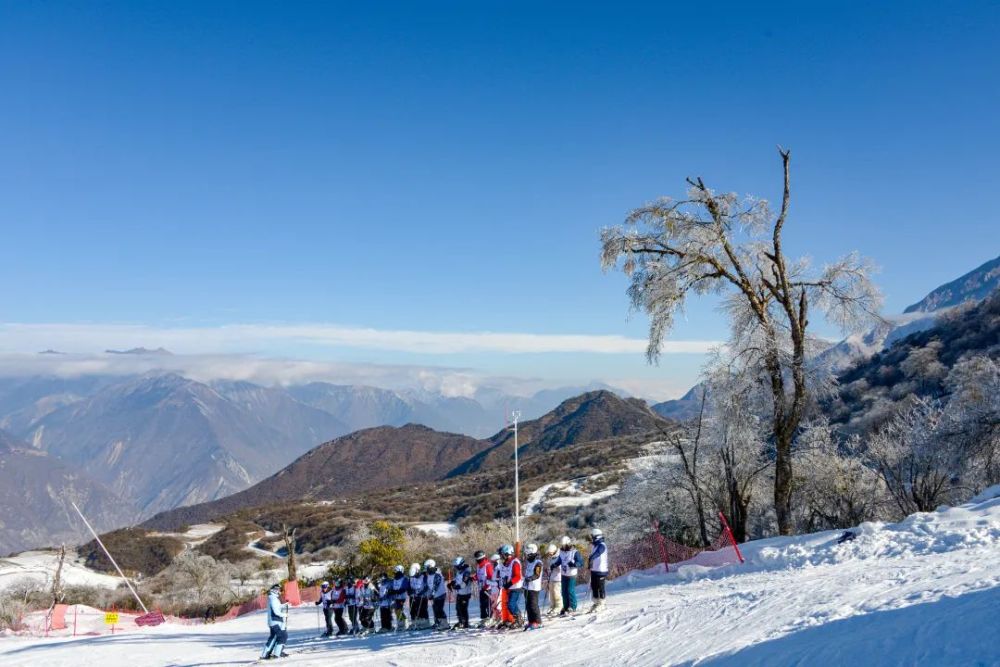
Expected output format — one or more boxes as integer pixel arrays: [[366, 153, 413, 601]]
[[473, 550, 495, 628], [497, 544, 524, 629], [330, 578, 349, 636]]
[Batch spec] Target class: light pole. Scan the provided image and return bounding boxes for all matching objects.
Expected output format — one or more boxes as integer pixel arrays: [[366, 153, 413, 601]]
[[512, 410, 522, 550]]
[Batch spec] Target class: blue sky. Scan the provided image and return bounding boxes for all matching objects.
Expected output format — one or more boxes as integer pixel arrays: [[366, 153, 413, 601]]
[[1, 1, 998, 399]]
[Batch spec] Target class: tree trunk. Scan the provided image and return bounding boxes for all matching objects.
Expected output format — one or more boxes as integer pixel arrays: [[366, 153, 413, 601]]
[[282, 525, 298, 582], [773, 427, 794, 535], [51, 544, 65, 607]]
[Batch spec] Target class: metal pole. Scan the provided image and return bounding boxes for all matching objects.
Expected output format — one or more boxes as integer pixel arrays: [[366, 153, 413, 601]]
[[512, 410, 521, 547], [71, 501, 149, 613]]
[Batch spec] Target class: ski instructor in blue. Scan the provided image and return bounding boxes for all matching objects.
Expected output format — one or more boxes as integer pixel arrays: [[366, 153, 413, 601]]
[[260, 583, 289, 660]]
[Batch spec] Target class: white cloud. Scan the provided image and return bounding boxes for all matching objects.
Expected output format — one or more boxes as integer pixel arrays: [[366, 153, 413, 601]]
[[0, 322, 718, 356]]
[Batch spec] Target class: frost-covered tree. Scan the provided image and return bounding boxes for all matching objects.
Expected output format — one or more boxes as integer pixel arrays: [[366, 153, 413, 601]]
[[942, 354, 1000, 489], [700, 357, 774, 541], [867, 354, 1000, 516], [601, 149, 883, 534], [794, 424, 887, 530], [867, 397, 956, 515]]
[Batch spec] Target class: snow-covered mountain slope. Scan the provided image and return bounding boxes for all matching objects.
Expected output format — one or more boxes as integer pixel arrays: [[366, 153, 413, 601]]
[[4, 488, 999, 666]]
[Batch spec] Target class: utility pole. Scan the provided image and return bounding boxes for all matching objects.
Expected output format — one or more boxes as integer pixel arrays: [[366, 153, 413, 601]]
[[512, 410, 522, 551]]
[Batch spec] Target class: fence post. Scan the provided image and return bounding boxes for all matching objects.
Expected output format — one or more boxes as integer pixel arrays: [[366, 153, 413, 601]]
[[652, 520, 670, 573], [717, 512, 745, 564], [73, 606, 78, 637]]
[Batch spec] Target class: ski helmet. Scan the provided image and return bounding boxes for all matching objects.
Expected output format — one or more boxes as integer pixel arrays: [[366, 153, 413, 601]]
[[490, 554, 501, 563], [409, 563, 421, 576], [453, 556, 465, 567], [474, 550, 486, 561], [525, 543, 539, 556], [394, 564, 405, 574], [560, 536, 572, 547], [500, 544, 514, 557], [591, 528, 604, 540], [320, 580, 330, 588], [424, 558, 436, 570], [269, 583, 281, 593], [546, 544, 557, 555], [334, 578, 343, 586]]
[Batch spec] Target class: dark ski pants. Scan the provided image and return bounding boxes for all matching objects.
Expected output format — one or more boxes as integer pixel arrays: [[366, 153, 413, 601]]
[[347, 605, 359, 631], [321, 606, 334, 635], [379, 606, 393, 631], [360, 608, 375, 630], [456, 593, 471, 627], [506, 588, 523, 617], [394, 600, 406, 624], [409, 597, 420, 622], [262, 624, 287, 658], [590, 573, 607, 600], [478, 588, 492, 620], [561, 576, 578, 611], [418, 596, 430, 620], [432, 595, 447, 624], [333, 607, 348, 634], [525, 589, 541, 625]]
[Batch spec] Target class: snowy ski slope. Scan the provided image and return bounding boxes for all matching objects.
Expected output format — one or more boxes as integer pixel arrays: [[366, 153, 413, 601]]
[[2, 488, 999, 666]]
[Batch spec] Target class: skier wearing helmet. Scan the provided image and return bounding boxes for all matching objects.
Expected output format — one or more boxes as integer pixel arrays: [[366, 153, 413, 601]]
[[391, 564, 410, 629], [544, 544, 563, 617], [473, 550, 495, 627], [407, 563, 428, 630], [359, 575, 377, 634], [424, 559, 450, 630], [330, 578, 349, 636], [448, 556, 474, 629], [557, 536, 583, 615], [489, 553, 504, 624], [344, 573, 360, 634], [588, 528, 609, 613], [315, 580, 335, 637], [377, 573, 394, 632], [497, 544, 524, 629], [522, 543, 544, 630]]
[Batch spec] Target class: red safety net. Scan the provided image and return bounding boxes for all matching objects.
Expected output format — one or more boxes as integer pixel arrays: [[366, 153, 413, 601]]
[[603, 512, 745, 581]]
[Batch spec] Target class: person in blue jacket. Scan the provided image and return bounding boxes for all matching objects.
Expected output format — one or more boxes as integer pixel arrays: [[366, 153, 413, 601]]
[[260, 583, 289, 660], [588, 528, 609, 613]]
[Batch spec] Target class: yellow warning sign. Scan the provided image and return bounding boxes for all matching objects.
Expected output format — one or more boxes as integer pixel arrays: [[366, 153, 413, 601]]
[[104, 612, 119, 625]]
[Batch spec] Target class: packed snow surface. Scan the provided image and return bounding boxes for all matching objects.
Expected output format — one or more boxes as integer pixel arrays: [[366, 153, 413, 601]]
[[0, 551, 120, 593], [3, 489, 999, 666], [523, 475, 620, 516], [412, 522, 458, 538]]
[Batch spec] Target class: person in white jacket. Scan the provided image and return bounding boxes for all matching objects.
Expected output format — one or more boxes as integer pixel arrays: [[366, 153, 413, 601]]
[[260, 584, 289, 660], [557, 536, 583, 615], [588, 528, 609, 613]]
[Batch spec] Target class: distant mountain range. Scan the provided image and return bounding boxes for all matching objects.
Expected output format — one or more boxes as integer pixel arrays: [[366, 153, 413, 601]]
[[0, 370, 632, 553], [0, 429, 135, 556], [142, 390, 669, 531], [820, 254, 1000, 373]]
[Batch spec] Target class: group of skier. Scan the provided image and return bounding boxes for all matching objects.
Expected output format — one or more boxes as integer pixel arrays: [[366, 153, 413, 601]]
[[259, 528, 609, 660]]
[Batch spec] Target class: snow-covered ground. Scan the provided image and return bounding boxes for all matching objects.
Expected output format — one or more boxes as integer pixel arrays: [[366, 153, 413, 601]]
[[148, 523, 226, 549], [412, 523, 458, 538], [3, 488, 999, 666], [523, 474, 620, 516], [0, 551, 120, 593]]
